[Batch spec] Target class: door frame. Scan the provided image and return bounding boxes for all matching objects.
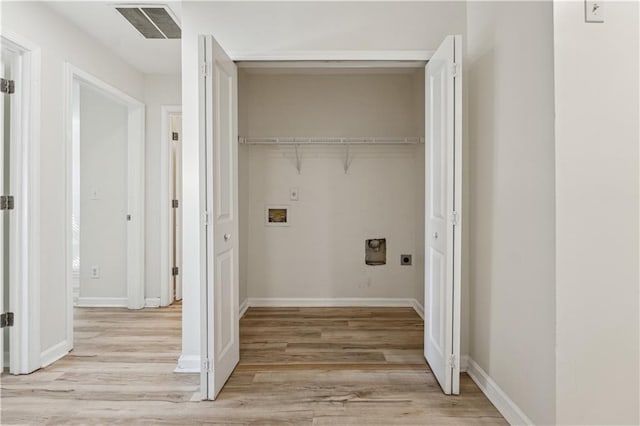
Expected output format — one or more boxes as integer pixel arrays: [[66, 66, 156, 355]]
[[63, 64, 146, 348], [1, 31, 41, 374], [160, 105, 182, 307], [194, 42, 464, 396]]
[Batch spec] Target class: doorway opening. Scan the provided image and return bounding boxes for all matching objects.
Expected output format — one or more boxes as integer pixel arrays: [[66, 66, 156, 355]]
[[64, 64, 145, 361], [161, 107, 183, 307], [199, 35, 462, 400]]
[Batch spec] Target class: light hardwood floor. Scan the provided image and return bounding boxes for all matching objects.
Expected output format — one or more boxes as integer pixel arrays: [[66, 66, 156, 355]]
[[1, 304, 506, 425]]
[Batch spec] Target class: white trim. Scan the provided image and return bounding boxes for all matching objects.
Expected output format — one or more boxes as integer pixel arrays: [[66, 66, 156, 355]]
[[411, 299, 425, 320], [76, 297, 129, 308], [145, 298, 161, 308], [160, 105, 182, 307], [229, 50, 434, 62], [1, 31, 42, 375], [40, 340, 70, 368], [466, 358, 533, 426], [175, 354, 201, 373], [239, 298, 249, 318], [247, 297, 420, 309]]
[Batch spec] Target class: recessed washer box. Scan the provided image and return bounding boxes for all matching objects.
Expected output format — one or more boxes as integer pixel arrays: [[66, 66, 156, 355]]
[[265, 205, 289, 226]]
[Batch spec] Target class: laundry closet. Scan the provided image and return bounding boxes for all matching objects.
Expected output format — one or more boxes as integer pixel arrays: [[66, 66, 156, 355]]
[[236, 62, 427, 305]]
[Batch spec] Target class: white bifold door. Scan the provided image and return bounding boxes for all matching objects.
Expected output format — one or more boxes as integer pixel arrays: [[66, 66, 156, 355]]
[[199, 35, 239, 400], [424, 35, 462, 395]]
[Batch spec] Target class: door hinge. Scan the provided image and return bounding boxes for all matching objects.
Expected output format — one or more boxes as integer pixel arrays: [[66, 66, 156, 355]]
[[450, 211, 459, 226], [200, 62, 211, 78], [451, 63, 460, 78], [202, 358, 211, 372], [172, 132, 179, 141], [172, 266, 179, 276], [172, 199, 179, 208], [1, 312, 14, 328], [448, 353, 457, 369], [1, 78, 15, 94], [0, 195, 14, 210]]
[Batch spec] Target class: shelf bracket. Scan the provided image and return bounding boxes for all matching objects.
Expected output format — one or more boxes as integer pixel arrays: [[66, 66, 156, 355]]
[[343, 143, 352, 174], [294, 144, 302, 174]]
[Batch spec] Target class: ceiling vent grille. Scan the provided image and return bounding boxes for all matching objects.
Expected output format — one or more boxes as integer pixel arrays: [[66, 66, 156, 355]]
[[116, 6, 181, 39]]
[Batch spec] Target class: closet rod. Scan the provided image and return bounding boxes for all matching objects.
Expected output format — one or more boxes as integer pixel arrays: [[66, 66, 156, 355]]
[[238, 136, 424, 145]]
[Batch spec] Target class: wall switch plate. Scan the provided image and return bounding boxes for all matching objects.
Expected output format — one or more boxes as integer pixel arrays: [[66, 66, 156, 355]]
[[401, 254, 412, 266], [290, 187, 299, 201], [585, 1, 604, 23], [90, 187, 99, 200], [90, 266, 100, 279]]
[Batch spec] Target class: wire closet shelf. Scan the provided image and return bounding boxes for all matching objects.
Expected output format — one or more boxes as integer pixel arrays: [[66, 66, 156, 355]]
[[238, 136, 424, 145], [238, 136, 424, 174]]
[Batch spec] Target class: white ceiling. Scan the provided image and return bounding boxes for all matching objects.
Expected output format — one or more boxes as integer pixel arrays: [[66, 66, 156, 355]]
[[45, 1, 466, 75], [47, 1, 182, 74]]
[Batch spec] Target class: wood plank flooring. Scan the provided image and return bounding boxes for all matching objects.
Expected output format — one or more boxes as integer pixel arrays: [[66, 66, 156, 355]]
[[1, 304, 506, 425]]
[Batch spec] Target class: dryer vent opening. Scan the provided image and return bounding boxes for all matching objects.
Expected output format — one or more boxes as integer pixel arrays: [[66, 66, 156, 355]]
[[365, 238, 386, 266]]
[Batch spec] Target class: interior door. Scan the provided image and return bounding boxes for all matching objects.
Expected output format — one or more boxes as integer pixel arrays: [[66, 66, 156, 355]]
[[424, 35, 462, 395], [199, 35, 239, 400]]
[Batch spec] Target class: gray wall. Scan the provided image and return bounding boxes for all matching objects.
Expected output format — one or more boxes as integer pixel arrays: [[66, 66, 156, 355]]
[[466, 2, 556, 424]]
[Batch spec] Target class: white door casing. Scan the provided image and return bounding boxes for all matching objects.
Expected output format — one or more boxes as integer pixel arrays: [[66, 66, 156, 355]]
[[1, 48, 7, 372], [0, 33, 41, 375], [171, 113, 183, 302], [199, 35, 239, 400], [424, 35, 462, 395]]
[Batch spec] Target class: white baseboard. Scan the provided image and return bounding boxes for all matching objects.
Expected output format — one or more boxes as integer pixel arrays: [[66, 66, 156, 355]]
[[40, 340, 70, 368], [76, 297, 128, 308], [466, 358, 533, 425], [145, 298, 161, 308], [239, 298, 249, 318], [175, 354, 200, 373], [247, 297, 420, 309], [411, 299, 425, 319]]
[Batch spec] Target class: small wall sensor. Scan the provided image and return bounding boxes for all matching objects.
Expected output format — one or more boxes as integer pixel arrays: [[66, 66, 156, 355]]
[[401, 255, 412, 266]]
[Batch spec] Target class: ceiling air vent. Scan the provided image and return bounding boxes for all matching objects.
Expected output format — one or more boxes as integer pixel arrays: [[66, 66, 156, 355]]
[[116, 6, 181, 39]]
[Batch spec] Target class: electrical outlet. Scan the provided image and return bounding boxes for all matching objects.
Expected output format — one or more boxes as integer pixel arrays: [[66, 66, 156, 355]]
[[290, 187, 299, 201], [585, 1, 604, 23], [90, 266, 100, 279]]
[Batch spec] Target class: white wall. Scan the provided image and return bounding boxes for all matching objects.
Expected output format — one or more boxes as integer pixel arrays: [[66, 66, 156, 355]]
[[181, 2, 466, 58], [181, 0, 466, 368], [1, 2, 144, 361], [143, 74, 181, 301], [78, 84, 128, 301], [466, 2, 556, 424], [554, 1, 639, 424], [240, 70, 425, 304]]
